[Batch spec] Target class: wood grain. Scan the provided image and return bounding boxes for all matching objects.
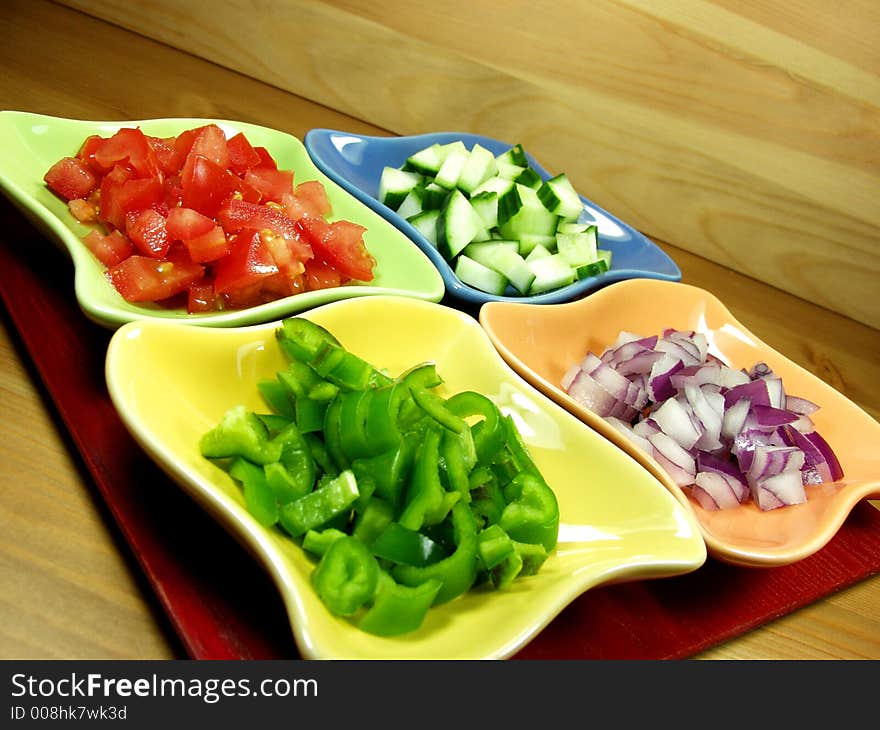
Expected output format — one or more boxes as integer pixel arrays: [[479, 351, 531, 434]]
[[56, 0, 880, 329], [0, 0, 878, 660]]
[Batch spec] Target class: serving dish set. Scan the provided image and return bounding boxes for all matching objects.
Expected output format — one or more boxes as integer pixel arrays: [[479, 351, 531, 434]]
[[1, 111, 877, 659]]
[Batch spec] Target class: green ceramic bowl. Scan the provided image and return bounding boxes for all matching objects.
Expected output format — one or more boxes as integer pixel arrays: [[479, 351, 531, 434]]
[[0, 111, 445, 329]]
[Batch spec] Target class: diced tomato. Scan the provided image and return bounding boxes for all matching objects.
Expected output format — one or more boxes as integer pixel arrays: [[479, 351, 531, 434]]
[[164, 175, 184, 209], [294, 180, 332, 218], [216, 198, 312, 260], [126, 208, 170, 258], [260, 271, 306, 300], [181, 155, 259, 217], [93, 128, 162, 179], [147, 135, 183, 176], [184, 224, 229, 263], [101, 173, 164, 231], [244, 168, 294, 204], [172, 127, 202, 168], [226, 132, 261, 175], [44, 157, 97, 201], [294, 217, 375, 282], [253, 146, 277, 170], [166, 206, 214, 240], [304, 259, 344, 291], [187, 281, 220, 313], [77, 135, 113, 175], [186, 124, 229, 170], [68, 197, 98, 223], [212, 230, 279, 295], [106, 255, 203, 303], [82, 229, 133, 267]]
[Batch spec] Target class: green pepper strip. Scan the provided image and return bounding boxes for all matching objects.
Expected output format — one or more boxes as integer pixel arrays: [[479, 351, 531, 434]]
[[302, 432, 337, 476], [276, 317, 341, 363], [398, 428, 446, 531], [321, 396, 348, 470], [200, 405, 282, 465], [302, 527, 347, 557], [363, 384, 404, 455], [370, 522, 448, 567], [410, 387, 468, 434], [499, 471, 560, 553], [229, 458, 279, 527], [256, 413, 292, 435], [264, 422, 317, 504], [440, 430, 471, 503], [489, 550, 523, 590], [295, 397, 327, 434], [358, 572, 442, 637], [445, 391, 505, 465], [338, 389, 373, 462], [351, 432, 417, 509], [279, 470, 359, 537], [257, 379, 295, 419], [352, 497, 394, 547], [477, 524, 515, 570], [393, 502, 479, 605], [278, 358, 324, 399], [311, 536, 379, 617], [512, 540, 549, 576]]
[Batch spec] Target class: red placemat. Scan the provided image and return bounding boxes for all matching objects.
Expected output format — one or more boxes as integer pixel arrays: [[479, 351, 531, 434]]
[[2, 197, 880, 660]]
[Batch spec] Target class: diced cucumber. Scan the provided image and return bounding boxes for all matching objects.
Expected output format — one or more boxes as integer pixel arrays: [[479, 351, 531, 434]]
[[407, 209, 440, 247], [597, 249, 612, 269], [437, 189, 485, 259], [556, 225, 598, 267], [575, 259, 609, 280], [518, 233, 557, 257], [395, 188, 425, 220], [483, 248, 536, 294], [497, 184, 559, 239], [457, 144, 498, 195], [471, 175, 515, 198], [496, 143, 528, 168], [404, 144, 446, 176], [556, 221, 590, 235], [454, 255, 508, 295], [537, 173, 583, 221], [434, 141, 469, 190], [469, 191, 499, 231], [515, 167, 542, 190], [378, 167, 423, 211], [497, 161, 526, 180], [525, 244, 553, 262], [528, 254, 576, 294], [461, 240, 519, 268], [421, 182, 450, 210]]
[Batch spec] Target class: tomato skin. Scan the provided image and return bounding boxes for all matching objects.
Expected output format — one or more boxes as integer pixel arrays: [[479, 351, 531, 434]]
[[187, 124, 229, 170], [181, 155, 260, 217], [166, 206, 214, 240], [212, 230, 279, 295], [294, 217, 375, 282], [253, 146, 278, 170], [106, 255, 204, 302], [82, 229, 133, 267], [44, 157, 97, 201], [147, 135, 182, 176], [226, 132, 261, 175], [244, 168, 294, 203], [127, 208, 171, 258]]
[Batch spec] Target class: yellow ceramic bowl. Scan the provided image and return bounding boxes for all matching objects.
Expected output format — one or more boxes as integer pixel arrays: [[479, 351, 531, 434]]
[[480, 279, 880, 568], [105, 296, 706, 659]]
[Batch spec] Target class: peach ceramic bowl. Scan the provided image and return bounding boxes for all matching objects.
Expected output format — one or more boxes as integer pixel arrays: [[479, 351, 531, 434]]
[[479, 279, 880, 567]]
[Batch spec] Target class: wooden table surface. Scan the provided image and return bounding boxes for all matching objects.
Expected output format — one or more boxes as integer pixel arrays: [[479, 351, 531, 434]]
[[1, 0, 878, 660]]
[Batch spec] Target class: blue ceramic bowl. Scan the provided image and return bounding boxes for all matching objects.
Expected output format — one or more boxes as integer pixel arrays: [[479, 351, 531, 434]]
[[305, 129, 681, 305]]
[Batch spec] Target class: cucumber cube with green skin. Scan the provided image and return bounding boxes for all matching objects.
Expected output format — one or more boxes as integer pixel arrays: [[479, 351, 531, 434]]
[[597, 249, 613, 269], [537, 173, 583, 221], [457, 144, 498, 194], [496, 161, 526, 180], [404, 143, 446, 175], [421, 182, 451, 210], [514, 167, 542, 190], [485, 248, 536, 295], [395, 188, 425, 220], [407, 209, 440, 247], [556, 225, 598, 268], [496, 143, 528, 168], [454, 255, 509, 295], [470, 175, 514, 199], [575, 259, 609, 280], [469, 191, 499, 230], [461, 240, 520, 269], [527, 253, 576, 294], [437, 189, 485, 259], [434, 142, 469, 190], [378, 167, 423, 211], [497, 184, 559, 239]]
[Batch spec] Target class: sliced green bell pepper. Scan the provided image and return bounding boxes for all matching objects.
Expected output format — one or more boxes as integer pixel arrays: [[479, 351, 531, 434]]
[[228, 457, 279, 527], [279, 470, 359, 537], [311, 536, 379, 616], [499, 471, 560, 553], [358, 572, 442, 637], [200, 405, 282, 465], [370, 522, 449, 567]]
